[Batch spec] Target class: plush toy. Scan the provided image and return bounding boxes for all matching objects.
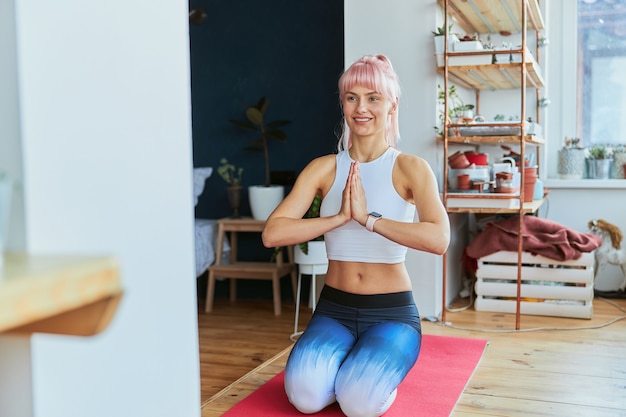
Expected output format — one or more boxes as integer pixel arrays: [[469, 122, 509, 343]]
[[588, 219, 626, 295]]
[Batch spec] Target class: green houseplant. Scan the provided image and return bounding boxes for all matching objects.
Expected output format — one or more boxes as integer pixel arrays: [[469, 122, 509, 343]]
[[434, 84, 474, 135], [217, 158, 244, 217], [587, 144, 611, 160], [432, 24, 459, 54], [271, 195, 324, 261], [230, 97, 292, 220], [586, 144, 613, 179], [217, 158, 243, 187], [230, 97, 291, 188], [297, 195, 323, 255]]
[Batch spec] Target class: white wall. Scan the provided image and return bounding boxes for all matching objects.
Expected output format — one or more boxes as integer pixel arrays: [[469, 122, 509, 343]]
[[2, 1, 201, 416], [344, 0, 466, 316], [542, 185, 626, 290], [0, 0, 25, 251], [345, 1, 626, 316]]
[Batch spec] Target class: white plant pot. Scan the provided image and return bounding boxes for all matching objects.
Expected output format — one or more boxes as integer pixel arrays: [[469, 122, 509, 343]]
[[248, 185, 284, 221], [433, 34, 459, 54], [294, 240, 328, 310], [294, 241, 328, 273]]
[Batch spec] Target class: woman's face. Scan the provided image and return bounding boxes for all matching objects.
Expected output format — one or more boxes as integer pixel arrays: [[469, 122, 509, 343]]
[[342, 85, 393, 140]]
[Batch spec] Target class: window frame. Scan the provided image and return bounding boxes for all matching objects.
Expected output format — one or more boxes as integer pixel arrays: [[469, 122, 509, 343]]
[[545, 0, 626, 186]]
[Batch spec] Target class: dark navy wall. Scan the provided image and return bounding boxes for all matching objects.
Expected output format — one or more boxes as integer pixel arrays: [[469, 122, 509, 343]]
[[190, 1, 344, 221], [190, 1, 343, 300]]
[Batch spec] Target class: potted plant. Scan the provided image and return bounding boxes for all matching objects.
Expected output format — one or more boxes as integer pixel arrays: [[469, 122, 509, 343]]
[[432, 23, 459, 55], [217, 158, 244, 218], [586, 144, 613, 179], [292, 195, 327, 328], [434, 84, 474, 135], [230, 97, 291, 220], [296, 195, 324, 255], [272, 195, 326, 262], [612, 144, 626, 179], [557, 137, 586, 179]]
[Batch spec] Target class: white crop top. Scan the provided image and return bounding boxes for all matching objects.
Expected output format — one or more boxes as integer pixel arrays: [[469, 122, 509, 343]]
[[320, 147, 415, 263]]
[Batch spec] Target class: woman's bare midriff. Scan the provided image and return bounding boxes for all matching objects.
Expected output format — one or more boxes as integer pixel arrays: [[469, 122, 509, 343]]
[[323, 260, 413, 295]]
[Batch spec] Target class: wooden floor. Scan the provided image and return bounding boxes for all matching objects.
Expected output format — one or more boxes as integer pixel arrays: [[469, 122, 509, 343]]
[[198, 295, 626, 416]]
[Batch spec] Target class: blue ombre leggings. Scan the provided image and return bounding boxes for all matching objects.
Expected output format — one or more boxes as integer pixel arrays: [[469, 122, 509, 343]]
[[284, 285, 422, 417]]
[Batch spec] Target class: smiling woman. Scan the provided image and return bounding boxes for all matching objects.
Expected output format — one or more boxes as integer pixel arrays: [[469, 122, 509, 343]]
[[262, 54, 450, 417]]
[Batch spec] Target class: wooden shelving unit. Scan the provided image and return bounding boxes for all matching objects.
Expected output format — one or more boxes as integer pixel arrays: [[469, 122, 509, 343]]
[[438, 0, 546, 329], [437, 61, 544, 90], [437, 134, 544, 145], [437, 0, 544, 34]]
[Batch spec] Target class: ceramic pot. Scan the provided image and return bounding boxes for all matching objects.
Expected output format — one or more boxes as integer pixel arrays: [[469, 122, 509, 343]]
[[464, 151, 488, 166], [294, 241, 328, 272], [448, 151, 471, 169], [612, 152, 626, 178], [248, 185, 284, 220], [558, 148, 585, 179], [448, 166, 490, 189], [586, 159, 611, 179], [433, 34, 459, 54], [495, 172, 514, 192], [226, 186, 242, 218], [522, 170, 537, 203], [456, 174, 470, 190]]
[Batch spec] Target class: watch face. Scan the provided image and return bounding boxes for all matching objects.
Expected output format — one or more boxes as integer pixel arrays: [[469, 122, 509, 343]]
[[370, 212, 382, 218]]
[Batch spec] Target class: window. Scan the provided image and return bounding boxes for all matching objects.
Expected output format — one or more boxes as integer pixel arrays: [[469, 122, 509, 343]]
[[546, 0, 626, 179], [577, 0, 626, 145]]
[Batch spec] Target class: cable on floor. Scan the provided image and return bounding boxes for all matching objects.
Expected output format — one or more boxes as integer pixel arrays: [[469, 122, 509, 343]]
[[434, 297, 626, 333]]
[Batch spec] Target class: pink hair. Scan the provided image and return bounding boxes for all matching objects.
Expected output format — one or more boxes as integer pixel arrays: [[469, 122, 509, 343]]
[[337, 54, 401, 151]]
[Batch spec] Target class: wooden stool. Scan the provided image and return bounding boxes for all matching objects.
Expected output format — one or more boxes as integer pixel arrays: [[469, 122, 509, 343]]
[[205, 217, 297, 316]]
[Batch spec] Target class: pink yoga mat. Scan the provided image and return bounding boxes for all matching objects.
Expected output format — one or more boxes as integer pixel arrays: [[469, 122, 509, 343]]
[[221, 334, 489, 416]]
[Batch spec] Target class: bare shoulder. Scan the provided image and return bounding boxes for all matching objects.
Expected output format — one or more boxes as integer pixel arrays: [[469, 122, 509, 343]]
[[293, 153, 338, 193], [395, 153, 433, 175], [301, 153, 337, 176], [393, 153, 438, 203]]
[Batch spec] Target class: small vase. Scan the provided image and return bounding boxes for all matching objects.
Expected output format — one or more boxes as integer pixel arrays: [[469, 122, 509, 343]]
[[586, 158, 612, 179], [226, 185, 242, 218], [558, 148, 585, 179], [612, 152, 626, 179]]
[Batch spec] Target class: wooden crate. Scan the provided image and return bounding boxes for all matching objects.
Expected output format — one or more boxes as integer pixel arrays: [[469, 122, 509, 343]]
[[474, 251, 595, 319]]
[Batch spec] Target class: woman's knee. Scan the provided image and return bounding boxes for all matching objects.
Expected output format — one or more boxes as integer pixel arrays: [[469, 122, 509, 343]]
[[284, 316, 354, 413], [335, 385, 397, 417], [284, 357, 337, 414], [285, 381, 335, 414], [334, 322, 421, 416]]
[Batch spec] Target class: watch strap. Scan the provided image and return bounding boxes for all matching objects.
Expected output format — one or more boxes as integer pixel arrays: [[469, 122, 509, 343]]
[[365, 213, 382, 232]]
